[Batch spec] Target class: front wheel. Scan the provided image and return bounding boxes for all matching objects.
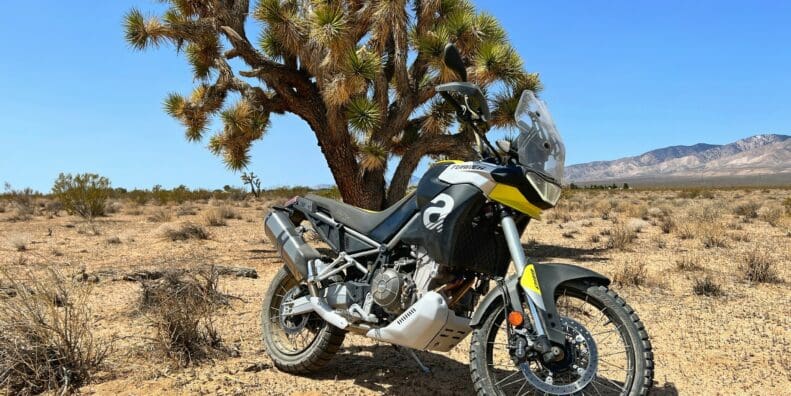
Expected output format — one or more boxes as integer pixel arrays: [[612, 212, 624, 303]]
[[470, 283, 653, 395]]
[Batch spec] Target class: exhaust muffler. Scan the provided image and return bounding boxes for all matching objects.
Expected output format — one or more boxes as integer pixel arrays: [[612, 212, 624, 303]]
[[264, 210, 322, 282]]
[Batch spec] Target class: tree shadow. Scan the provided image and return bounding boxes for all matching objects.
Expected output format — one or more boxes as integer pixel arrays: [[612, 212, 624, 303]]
[[523, 242, 608, 263]]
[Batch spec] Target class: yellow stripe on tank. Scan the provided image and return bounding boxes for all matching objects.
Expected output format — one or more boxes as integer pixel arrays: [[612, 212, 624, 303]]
[[488, 183, 543, 219]]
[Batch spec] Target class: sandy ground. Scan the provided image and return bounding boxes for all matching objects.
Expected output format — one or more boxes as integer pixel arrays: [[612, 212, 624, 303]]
[[1, 189, 789, 395]]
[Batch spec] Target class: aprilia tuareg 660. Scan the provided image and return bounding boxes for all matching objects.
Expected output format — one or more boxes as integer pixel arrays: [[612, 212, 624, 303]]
[[262, 44, 653, 395]]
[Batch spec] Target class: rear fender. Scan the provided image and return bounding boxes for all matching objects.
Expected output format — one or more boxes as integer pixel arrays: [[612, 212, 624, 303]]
[[471, 263, 610, 344]]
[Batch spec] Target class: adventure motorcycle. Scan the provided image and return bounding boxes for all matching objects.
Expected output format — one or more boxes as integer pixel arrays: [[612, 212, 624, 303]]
[[262, 44, 653, 395]]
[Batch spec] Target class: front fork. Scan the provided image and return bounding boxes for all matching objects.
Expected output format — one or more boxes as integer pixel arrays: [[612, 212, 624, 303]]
[[500, 210, 565, 362]]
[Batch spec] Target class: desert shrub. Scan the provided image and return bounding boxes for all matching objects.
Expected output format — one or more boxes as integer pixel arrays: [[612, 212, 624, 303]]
[[647, 207, 664, 218], [758, 204, 784, 227], [158, 222, 210, 241], [612, 260, 648, 287], [700, 224, 728, 248], [784, 197, 791, 214], [675, 254, 702, 271], [202, 206, 239, 226], [106, 236, 122, 245], [176, 205, 197, 217], [546, 207, 573, 223], [44, 200, 63, 216], [677, 189, 700, 199], [606, 225, 637, 250], [626, 203, 649, 220], [739, 249, 779, 283], [7, 234, 29, 252], [147, 208, 173, 223], [588, 234, 601, 243], [0, 269, 111, 394], [77, 223, 102, 236], [139, 269, 227, 365], [51, 173, 111, 220], [676, 223, 695, 240], [103, 200, 123, 214], [0, 203, 5, 213], [733, 201, 760, 219], [651, 234, 667, 249], [626, 218, 649, 233], [693, 276, 723, 297], [3, 183, 36, 221], [659, 216, 675, 234]]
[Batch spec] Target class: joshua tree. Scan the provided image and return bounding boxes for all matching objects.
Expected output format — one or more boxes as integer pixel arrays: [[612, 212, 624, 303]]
[[125, 0, 540, 209], [241, 171, 263, 197]]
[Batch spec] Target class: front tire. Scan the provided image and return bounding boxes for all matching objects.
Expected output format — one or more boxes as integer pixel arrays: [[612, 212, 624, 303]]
[[470, 283, 653, 395], [261, 266, 345, 374]]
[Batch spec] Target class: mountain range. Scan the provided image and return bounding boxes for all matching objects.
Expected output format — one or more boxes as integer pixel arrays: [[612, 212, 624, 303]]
[[565, 134, 790, 185]]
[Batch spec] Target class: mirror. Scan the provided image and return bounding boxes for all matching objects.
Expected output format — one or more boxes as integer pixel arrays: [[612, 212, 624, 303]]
[[442, 43, 467, 82]]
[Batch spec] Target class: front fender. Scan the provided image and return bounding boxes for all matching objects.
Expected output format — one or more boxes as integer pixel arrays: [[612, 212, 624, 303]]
[[471, 263, 610, 343]]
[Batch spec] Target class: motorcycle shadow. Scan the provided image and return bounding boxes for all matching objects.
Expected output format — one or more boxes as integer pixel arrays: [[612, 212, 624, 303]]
[[308, 344, 474, 395]]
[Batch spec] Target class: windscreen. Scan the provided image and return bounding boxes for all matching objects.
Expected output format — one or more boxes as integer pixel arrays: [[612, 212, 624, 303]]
[[514, 90, 565, 206]]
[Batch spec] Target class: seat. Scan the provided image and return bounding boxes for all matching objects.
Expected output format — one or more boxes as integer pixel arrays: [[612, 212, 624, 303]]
[[305, 192, 418, 241]]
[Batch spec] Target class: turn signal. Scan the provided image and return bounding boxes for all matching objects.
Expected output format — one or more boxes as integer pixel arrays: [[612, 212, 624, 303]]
[[507, 311, 524, 327]]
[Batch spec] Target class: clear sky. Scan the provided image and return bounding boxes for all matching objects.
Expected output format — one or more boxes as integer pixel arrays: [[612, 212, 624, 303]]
[[2, 1, 790, 192]]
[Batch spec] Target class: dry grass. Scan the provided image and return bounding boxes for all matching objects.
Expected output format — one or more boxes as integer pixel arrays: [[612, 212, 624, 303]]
[[612, 259, 649, 287], [693, 276, 724, 297], [675, 254, 702, 271], [139, 269, 228, 366], [202, 206, 240, 227], [157, 222, 210, 241], [733, 201, 761, 218], [606, 225, 637, 250], [7, 234, 29, 252], [758, 204, 784, 227], [147, 208, 173, 223], [0, 269, 111, 394], [739, 249, 780, 283]]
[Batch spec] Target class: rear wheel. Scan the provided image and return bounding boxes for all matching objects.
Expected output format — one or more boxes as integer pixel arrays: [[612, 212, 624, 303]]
[[261, 266, 345, 373], [470, 283, 653, 395]]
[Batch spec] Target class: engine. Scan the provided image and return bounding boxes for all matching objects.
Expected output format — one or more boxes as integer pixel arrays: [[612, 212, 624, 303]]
[[370, 246, 448, 315]]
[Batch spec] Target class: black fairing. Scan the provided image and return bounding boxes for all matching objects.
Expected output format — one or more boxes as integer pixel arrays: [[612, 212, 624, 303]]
[[415, 163, 451, 207], [403, 180, 527, 277]]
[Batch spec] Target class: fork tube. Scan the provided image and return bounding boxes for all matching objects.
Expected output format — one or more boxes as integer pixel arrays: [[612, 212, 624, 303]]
[[501, 212, 547, 337]]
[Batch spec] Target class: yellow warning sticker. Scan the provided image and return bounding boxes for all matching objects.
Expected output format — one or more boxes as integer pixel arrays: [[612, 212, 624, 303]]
[[520, 264, 542, 296]]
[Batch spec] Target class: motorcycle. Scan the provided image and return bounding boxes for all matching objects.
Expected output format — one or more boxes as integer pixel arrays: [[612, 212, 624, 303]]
[[261, 44, 653, 395]]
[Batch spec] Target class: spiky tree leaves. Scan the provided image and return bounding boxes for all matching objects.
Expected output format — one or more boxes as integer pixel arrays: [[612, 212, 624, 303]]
[[125, 0, 541, 209]]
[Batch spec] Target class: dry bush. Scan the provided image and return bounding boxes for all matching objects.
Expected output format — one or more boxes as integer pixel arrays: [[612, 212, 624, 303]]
[[7, 234, 29, 252], [103, 200, 123, 215], [626, 203, 649, 220], [676, 223, 696, 240], [606, 225, 637, 250], [139, 269, 227, 365], [77, 223, 102, 236], [659, 216, 675, 234], [202, 209, 227, 226], [147, 208, 173, 223], [626, 218, 649, 233], [739, 249, 779, 283], [693, 276, 723, 297], [0, 269, 111, 394], [157, 222, 209, 241], [784, 197, 791, 214], [124, 203, 144, 216], [176, 205, 197, 217], [675, 254, 702, 271], [758, 204, 784, 227], [0, 203, 5, 213], [700, 224, 728, 249], [730, 232, 751, 243], [733, 201, 760, 219], [106, 236, 122, 245], [651, 234, 667, 249], [588, 234, 601, 243], [612, 259, 649, 287], [546, 207, 573, 223], [51, 173, 111, 221]]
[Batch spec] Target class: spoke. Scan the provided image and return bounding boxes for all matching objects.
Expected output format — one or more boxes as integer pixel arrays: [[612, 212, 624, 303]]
[[494, 369, 522, 386], [594, 376, 625, 393], [599, 359, 626, 372]]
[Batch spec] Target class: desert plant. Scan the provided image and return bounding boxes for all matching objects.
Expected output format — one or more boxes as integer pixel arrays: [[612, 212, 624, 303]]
[[0, 269, 111, 394], [176, 205, 197, 217], [739, 249, 779, 283], [733, 201, 760, 219], [7, 234, 29, 252], [158, 222, 210, 241], [675, 255, 702, 271], [612, 259, 648, 287], [758, 204, 784, 227], [124, 0, 541, 210], [147, 208, 174, 223], [51, 173, 111, 221], [693, 276, 723, 297], [3, 183, 36, 221], [106, 236, 122, 245], [659, 216, 675, 234], [241, 172, 262, 198], [139, 269, 227, 365], [676, 223, 695, 240], [700, 224, 728, 248], [784, 197, 791, 214], [606, 225, 637, 250]]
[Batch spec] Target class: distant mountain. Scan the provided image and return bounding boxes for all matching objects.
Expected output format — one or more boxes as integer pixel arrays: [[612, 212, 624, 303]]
[[565, 134, 791, 184]]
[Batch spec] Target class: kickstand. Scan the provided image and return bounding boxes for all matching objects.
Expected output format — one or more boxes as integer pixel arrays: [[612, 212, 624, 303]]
[[393, 345, 431, 373]]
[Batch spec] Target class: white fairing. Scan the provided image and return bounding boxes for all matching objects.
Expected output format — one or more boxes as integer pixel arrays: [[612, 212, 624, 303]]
[[366, 291, 471, 352]]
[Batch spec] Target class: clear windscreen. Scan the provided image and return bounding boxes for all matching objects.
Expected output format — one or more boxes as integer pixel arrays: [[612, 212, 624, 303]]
[[514, 90, 565, 206]]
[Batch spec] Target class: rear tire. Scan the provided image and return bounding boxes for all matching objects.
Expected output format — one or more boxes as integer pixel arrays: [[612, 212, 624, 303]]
[[469, 283, 653, 395], [261, 266, 345, 374]]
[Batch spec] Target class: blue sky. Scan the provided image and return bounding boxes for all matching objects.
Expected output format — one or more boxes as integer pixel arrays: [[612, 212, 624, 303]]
[[2, 1, 790, 192]]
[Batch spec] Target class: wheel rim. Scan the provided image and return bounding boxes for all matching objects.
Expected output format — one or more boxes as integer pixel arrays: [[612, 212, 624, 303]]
[[266, 273, 325, 355], [485, 288, 633, 395]]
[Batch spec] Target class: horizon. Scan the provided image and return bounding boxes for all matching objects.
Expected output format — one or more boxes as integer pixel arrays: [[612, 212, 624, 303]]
[[3, 1, 791, 192]]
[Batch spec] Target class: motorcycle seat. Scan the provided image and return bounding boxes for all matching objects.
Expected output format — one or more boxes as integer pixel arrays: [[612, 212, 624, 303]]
[[304, 192, 418, 241]]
